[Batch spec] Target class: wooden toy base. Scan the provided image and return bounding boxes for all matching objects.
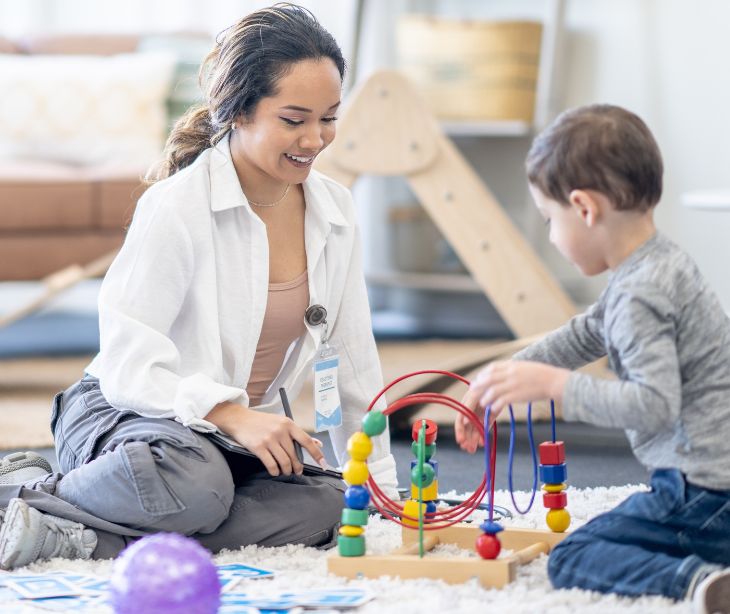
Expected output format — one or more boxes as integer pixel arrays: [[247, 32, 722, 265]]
[[327, 524, 567, 589]]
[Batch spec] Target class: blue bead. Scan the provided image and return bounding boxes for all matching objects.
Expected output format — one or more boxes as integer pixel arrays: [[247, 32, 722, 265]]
[[539, 463, 567, 484], [479, 520, 504, 534], [344, 485, 370, 510], [425, 501, 437, 514]]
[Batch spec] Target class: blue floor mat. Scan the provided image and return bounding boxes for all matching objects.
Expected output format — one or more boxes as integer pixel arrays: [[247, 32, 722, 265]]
[[0, 310, 506, 356], [0, 313, 99, 358], [371, 309, 510, 340]]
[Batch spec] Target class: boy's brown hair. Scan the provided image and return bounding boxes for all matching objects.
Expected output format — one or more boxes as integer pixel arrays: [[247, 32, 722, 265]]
[[526, 104, 663, 212]]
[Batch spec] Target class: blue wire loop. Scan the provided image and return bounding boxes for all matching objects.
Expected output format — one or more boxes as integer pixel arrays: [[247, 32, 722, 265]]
[[550, 399, 556, 442], [483, 407, 496, 523], [483, 400, 558, 519], [507, 403, 537, 514]]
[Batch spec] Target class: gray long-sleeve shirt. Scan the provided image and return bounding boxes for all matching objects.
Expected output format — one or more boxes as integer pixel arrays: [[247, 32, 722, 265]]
[[515, 233, 730, 489]]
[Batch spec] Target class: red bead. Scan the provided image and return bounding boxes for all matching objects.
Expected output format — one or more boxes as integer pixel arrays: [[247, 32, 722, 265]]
[[539, 441, 565, 465], [543, 491, 568, 509], [411, 419, 438, 445], [475, 533, 501, 559]]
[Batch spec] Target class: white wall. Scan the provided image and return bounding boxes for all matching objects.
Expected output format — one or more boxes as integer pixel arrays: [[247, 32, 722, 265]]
[[0, 0, 357, 55], [561, 0, 730, 307]]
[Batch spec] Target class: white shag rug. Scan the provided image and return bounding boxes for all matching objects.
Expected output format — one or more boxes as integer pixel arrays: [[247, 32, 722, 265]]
[[12, 485, 693, 614]]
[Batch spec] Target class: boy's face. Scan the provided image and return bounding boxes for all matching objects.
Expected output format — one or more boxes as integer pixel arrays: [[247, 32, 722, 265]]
[[529, 185, 607, 276]]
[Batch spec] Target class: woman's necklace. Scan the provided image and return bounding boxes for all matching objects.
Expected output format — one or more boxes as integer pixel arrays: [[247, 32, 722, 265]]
[[248, 184, 291, 208]]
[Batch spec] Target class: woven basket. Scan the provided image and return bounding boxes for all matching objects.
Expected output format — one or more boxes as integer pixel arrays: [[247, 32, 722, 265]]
[[397, 15, 543, 122]]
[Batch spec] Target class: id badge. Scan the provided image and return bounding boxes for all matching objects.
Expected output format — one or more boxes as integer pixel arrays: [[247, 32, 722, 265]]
[[314, 344, 342, 432]]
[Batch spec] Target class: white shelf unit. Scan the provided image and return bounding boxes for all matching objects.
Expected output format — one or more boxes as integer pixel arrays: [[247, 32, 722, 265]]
[[439, 119, 532, 138], [366, 0, 566, 295], [366, 271, 482, 294]]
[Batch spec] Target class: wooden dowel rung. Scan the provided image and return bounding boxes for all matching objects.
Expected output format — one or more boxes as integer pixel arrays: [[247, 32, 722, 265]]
[[509, 541, 550, 565], [392, 534, 440, 555]]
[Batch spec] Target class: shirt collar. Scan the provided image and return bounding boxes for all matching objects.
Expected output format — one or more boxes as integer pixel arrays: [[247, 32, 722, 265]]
[[209, 134, 349, 228], [609, 231, 661, 280]]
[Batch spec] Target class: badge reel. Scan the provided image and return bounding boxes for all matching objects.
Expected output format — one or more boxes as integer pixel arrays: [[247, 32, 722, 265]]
[[306, 305, 342, 432]]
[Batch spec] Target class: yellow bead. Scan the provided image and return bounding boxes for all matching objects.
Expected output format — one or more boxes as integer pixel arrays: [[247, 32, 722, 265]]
[[342, 460, 369, 485], [347, 432, 373, 462], [401, 499, 427, 528], [339, 525, 364, 537], [411, 480, 438, 501], [543, 482, 567, 493], [546, 508, 571, 532]]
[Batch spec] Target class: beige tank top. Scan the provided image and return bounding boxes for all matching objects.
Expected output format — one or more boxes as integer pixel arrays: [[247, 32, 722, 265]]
[[246, 270, 309, 407]]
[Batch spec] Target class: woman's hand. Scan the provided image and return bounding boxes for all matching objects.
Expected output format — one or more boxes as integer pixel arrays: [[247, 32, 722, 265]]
[[205, 401, 326, 476], [455, 360, 570, 453]]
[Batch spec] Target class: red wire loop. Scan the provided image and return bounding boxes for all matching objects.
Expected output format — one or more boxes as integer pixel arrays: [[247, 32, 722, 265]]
[[365, 370, 496, 530]]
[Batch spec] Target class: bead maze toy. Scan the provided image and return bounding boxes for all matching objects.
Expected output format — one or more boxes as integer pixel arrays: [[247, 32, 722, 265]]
[[327, 370, 571, 588]]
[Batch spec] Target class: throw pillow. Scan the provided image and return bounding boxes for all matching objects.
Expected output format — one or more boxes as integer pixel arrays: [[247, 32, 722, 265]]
[[0, 51, 176, 167]]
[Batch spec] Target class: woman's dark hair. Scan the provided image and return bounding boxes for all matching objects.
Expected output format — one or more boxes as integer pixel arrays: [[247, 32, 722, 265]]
[[147, 3, 346, 182], [526, 104, 663, 211]]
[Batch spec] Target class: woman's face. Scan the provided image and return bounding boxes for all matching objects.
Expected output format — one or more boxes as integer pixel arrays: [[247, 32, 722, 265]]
[[232, 58, 342, 186]]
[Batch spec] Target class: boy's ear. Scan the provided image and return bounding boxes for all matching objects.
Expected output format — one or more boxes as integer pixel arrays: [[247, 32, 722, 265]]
[[568, 189, 600, 227]]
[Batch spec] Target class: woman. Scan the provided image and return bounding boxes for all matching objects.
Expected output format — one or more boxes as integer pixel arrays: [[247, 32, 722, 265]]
[[0, 3, 397, 569]]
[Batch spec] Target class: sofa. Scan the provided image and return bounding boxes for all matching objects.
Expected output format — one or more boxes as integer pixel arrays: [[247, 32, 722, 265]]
[[0, 32, 210, 280]]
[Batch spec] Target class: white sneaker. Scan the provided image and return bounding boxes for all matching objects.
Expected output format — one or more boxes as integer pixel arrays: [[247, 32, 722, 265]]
[[694, 568, 730, 614], [0, 498, 97, 570], [0, 452, 52, 485]]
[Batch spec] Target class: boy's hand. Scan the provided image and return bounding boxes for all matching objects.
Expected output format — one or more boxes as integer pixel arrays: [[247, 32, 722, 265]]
[[455, 360, 570, 453], [454, 400, 485, 454]]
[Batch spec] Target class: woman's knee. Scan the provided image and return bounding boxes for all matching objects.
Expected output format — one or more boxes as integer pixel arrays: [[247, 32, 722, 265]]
[[123, 439, 235, 534], [293, 478, 344, 547]]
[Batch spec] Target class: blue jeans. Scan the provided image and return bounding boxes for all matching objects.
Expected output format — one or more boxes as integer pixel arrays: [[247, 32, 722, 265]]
[[548, 469, 730, 600]]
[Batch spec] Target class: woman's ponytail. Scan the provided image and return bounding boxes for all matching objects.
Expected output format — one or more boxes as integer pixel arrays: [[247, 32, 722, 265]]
[[146, 104, 224, 183]]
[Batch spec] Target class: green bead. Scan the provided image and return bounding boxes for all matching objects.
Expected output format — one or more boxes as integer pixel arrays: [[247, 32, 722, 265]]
[[341, 508, 369, 526], [424, 443, 436, 461], [411, 462, 435, 488], [362, 411, 387, 437], [411, 441, 436, 461], [338, 535, 365, 557]]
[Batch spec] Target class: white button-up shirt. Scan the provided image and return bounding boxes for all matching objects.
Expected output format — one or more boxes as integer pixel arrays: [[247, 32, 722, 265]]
[[86, 136, 394, 473]]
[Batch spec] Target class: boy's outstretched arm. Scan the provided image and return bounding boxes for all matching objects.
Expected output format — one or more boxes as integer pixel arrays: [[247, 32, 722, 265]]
[[455, 303, 606, 453], [455, 360, 570, 453]]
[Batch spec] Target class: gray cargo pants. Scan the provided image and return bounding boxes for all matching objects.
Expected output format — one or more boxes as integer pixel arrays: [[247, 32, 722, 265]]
[[0, 375, 345, 559]]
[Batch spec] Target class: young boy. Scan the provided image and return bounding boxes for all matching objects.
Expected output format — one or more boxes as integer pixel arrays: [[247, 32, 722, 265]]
[[455, 104, 730, 612]]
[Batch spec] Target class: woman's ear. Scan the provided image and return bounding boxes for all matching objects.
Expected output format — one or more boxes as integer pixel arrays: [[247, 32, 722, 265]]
[[568, 189, 600, 227]]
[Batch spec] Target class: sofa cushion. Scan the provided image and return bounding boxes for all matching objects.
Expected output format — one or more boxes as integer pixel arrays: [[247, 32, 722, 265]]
[[0, 37, 18, 53], [0, 161, 144, 232], [0, 233, 124, 280], [0, 51, 176, 166], [16, 34, 140, 55], [94, 176, 146, 230], [0, 162, 94, 230]]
